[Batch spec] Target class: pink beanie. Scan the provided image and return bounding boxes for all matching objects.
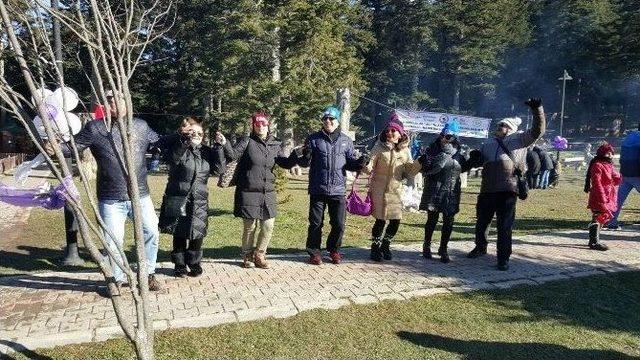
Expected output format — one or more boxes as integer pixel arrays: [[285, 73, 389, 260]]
[[386, 120, 405, 135]]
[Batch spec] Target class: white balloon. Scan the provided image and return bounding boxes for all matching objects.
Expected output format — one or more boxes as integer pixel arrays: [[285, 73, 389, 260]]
[[31, 88, 53, 105], [44, 95, 61, 109], [54, 112, 82, 140], [51, 87, 79, 112]]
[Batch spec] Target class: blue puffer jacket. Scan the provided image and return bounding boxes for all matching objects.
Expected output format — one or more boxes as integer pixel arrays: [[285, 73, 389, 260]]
[[620, 130, 640, 177], [299, 130, 360, 196]]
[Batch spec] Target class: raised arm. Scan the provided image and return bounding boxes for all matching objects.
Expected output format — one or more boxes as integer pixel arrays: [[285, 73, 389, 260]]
[[403, 148, 423, 177], [512, 98, 546, 150], [275, 144, 299, 170], [295, 138, 312, 168], [208, 144, 227, 176], [222, 136, 250, 162]]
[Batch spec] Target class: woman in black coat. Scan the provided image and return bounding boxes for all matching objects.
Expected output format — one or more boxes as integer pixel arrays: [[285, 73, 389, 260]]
[[159, 118, 225, 277], [222, 113, 298, 268], [419, 121, 470, 263]]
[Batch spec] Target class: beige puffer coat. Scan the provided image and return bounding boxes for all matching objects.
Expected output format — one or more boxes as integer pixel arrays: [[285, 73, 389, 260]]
[[363, 138, 422, 220]]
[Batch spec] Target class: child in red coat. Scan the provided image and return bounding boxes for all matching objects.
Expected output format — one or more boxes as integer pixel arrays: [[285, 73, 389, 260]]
[[584, 143, 621, 250]]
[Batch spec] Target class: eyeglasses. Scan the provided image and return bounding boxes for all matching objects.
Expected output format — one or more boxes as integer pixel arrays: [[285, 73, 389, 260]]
[[322, 117, 336, 122]]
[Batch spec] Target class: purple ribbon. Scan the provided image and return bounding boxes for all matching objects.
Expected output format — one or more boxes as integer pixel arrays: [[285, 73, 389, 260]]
[[0, 176, 80, 210]]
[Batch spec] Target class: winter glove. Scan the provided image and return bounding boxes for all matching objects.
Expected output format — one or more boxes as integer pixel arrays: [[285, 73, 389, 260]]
[[525, 98, 543, 109], [293, 145, 306, 158], [357, 153, 371, 167], [468, 149, 483, 168], [417, 154, 426, 164]]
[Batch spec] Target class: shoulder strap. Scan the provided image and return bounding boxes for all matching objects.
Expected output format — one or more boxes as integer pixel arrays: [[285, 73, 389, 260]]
[[496, 138, 521, 175], [496, 138, 514, 162]]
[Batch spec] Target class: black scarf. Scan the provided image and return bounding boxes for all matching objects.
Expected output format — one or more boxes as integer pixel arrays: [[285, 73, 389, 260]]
[[584, 155, 613, 193]]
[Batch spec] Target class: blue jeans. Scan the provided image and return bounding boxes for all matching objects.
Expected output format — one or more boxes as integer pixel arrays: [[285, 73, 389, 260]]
[[609, 177, 640, 227], [98, 195, 159, 282], [537, 170, 550, 189]]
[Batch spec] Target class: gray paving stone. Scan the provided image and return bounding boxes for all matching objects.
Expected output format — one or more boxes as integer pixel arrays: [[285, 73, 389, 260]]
[[2, 225, 640, 354]]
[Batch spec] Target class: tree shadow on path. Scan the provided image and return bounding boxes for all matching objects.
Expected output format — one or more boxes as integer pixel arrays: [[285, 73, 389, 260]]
[[0, 340, 54, 360], [397, 331, 636, 360]]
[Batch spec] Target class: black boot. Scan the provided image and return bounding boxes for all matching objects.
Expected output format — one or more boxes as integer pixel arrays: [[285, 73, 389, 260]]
[[171, 251, 187, 277], [61, 208, 84, 266], [186, 249, 204, 276], [437, 244, 450, 264], [174, 265, 188, 278], [61, 237, 85, 266], [422, 241, 432, 259], [370, 237, 383, 262], [381, 236, 393, 260], [466, 246, 487, 258], [588, 222, 608, 251]]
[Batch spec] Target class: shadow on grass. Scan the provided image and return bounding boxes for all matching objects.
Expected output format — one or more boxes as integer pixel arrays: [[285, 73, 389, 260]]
[[474, 271, 640, 337], [0, 246, 92, 276], [397, 331, 636, 359], [0, 340, 54, 360]]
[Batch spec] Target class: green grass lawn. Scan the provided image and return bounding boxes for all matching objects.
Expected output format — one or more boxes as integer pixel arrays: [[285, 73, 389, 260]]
[[1, 167, 639, 276], [10, 271, 640, 359]]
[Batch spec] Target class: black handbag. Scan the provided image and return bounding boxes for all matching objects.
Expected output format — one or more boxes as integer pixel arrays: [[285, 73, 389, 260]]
[[496, 138, 529, 200], [159, 155, 199, 234]]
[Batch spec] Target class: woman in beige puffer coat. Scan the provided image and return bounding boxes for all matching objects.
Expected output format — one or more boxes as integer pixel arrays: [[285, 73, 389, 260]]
[[363, 116, 422, 261]]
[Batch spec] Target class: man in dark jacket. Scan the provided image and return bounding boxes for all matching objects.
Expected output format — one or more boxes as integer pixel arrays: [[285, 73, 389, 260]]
[[535, 146, 554, 189], [296, 106, 367, 265], [467, 98, 546, 271], [526, 147, 541, 189], [53, 91, 168, 291]]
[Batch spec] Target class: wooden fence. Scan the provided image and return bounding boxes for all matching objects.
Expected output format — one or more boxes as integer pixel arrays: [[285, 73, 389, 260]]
[[0, 153, 26, 174]]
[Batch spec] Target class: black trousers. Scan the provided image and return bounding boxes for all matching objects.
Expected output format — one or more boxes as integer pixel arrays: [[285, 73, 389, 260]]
[[526, 172, 539, 189], [172, 236, 204, 267], [306, 194, 346, 253], [64, 203, 79, 245], [474, 192, 517, 263], [424, 210, 455, 248], [371, 219, 400, 239]]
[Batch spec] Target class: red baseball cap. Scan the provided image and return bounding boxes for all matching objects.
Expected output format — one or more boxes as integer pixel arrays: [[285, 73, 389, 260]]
[[252, 112, 269, 127]]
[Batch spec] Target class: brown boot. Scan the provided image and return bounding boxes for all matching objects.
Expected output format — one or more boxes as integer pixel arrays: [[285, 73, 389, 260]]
[[253, 251, 270, 269], [242, 252, 254, 268]]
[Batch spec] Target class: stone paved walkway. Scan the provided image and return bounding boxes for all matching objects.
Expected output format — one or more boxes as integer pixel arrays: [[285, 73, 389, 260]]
[[1, 226, 639, 354]]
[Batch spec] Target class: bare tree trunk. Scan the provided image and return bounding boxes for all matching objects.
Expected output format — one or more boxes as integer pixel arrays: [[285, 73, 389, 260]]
[[452, 74, 460, 111], [336, 88, 352, 138], [0, 41, 5, 130], [0, 1, 175, 358], [272, 27, 281, 83]]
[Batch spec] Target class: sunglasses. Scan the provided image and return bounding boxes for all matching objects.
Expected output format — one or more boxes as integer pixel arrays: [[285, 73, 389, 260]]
[[322, 116, 336, 122]]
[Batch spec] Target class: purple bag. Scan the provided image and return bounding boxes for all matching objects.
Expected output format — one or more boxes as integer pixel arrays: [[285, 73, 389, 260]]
[[346, 173, 372, 216]]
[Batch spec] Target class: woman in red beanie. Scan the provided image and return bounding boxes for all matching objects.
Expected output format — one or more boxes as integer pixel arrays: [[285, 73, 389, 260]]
[[584, 142, 621, 250]]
